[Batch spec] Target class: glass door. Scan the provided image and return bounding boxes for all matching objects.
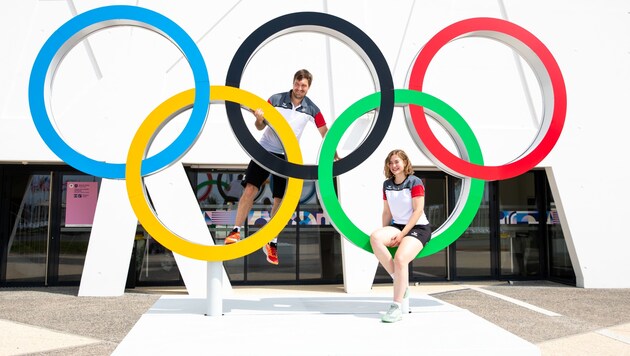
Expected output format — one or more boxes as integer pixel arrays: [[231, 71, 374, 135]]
[[546, 183, 575, 283], [453, 181, 492, 278], [3, 171, 51, 284], [55, 174, 101, 284], [498, 172, 542, 278], [411, 172, 448, 280]]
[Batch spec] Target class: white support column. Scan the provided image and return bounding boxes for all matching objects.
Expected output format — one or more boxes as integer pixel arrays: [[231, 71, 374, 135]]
[[79, 179, 137, 297], [205, 262, 223, 316], [341, 237, 379, 293]]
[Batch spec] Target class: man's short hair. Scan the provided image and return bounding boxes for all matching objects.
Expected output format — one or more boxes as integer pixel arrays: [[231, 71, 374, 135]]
[[294, 69, 313, 86]]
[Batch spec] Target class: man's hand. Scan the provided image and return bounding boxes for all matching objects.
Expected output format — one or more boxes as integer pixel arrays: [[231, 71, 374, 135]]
[[253, 108, 266, 130]]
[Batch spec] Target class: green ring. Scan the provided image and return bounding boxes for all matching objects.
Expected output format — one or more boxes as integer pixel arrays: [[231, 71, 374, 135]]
[[316, 89, 484, 258]]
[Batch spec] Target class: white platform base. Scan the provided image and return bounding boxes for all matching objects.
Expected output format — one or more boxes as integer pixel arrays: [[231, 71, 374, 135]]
[[113, 292, 539, 355]]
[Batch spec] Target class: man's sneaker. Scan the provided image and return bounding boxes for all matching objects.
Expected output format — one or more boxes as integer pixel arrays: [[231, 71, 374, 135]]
[[402, 287, 410, 314], [225, 230, 240, 245], [381, 303, 402, 323], [262, 243, 278, 265]]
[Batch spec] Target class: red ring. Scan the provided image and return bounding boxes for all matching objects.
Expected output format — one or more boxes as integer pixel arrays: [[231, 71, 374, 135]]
[[407, 17, 566, 181]]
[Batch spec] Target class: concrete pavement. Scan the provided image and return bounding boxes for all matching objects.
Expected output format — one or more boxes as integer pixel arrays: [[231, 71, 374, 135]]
[[1, 281, 629, 355]]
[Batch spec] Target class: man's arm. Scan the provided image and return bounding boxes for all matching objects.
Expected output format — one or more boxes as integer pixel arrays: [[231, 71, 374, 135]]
[[318, 125, 340, 160], [253, 108, 267, 131]]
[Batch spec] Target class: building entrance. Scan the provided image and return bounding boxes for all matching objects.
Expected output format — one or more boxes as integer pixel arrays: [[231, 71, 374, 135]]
[[0, 165, 574, 287]]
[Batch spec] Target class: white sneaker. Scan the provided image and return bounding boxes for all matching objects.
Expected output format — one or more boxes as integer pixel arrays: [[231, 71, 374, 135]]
[[381, 304, 402, 323]]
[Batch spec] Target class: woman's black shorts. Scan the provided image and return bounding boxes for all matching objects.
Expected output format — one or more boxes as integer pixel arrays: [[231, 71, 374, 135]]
[[392, 223, 432, 246]]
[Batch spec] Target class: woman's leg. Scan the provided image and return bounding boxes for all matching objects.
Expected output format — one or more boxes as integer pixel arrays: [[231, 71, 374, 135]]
[[392, 236, 424, 303], [369, 226, 401, 275]]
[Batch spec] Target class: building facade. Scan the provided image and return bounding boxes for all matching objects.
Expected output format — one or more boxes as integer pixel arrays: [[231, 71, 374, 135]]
[[1, 1, 628, 294]]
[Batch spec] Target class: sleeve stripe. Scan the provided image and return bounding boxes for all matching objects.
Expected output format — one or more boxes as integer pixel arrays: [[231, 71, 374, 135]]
[[314, 112, 326, 128], [411, 184, 425, 197]]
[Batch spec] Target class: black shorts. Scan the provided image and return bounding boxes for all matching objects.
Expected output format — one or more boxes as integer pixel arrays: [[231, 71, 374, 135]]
[[241, 153, 287, 199], [392, 223, 432, 246]]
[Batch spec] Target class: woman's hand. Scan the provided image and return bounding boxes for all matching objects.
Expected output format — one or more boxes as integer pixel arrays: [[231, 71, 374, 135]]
[[388, 232, 404, 247]]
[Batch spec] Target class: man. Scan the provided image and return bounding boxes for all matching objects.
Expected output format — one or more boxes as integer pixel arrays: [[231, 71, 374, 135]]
[[224, 69, 338, 265]]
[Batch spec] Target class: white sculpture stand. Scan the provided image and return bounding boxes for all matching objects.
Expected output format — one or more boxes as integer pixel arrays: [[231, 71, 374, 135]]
[[205, 262, 223, 316]]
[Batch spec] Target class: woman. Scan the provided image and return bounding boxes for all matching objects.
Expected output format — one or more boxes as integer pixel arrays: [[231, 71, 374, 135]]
[[370, 149, 431, 323]]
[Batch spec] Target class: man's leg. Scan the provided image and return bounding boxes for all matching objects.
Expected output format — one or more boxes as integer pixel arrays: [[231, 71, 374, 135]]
[[262, 169, 286, 265], [261, 196, 282, 265], [225, 183, 259, 244], [269, 197, 282, 240], [225, 159, 269, 244], [234, 183, 259, 227]]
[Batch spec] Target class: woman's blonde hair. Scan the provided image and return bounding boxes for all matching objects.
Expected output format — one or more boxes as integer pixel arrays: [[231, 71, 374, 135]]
[[383, 149, 414, 179]]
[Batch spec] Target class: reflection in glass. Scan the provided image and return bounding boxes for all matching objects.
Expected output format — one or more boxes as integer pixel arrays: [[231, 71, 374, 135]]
[[136, 232, 181, 283], [298, 224, 343, 281], [498, 173, 541, 278], [456, 181, 491, 277], [193, 169, 342, 284], [247, 229, 297, 282], [547, 195, 575, 281], [412, 174, 447, 280], [6, 174, 50, 283]]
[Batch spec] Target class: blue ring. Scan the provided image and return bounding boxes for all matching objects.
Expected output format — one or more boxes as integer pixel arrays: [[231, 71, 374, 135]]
[[28, 5, 210, 179]]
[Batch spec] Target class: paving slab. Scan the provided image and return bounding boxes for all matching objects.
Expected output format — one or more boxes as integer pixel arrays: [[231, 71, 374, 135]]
[[0, 319, 101, 356]]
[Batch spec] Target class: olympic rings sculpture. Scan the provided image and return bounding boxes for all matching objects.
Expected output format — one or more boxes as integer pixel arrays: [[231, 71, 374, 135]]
[[28, 5, 566, 262]]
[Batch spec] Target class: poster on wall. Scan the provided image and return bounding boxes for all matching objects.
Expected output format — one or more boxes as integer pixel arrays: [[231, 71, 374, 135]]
[[65, 182, 98, 226]]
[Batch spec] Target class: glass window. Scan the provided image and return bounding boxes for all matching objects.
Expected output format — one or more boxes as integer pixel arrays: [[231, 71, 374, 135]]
[[5, 173, 50, 283], [498, 172, 541, 278], [546, 185, 575, 282], [135, 230, 181, 284], [247, 227, 297, 281], [412, 173, 448, 280], [193, 169, 342, 285], [58, 174, 101, 283], [301, 226, 343, 282], [455, 181, 492, 277]]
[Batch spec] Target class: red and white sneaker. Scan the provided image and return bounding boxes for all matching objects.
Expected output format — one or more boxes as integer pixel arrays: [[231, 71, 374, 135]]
[[262, 243, 278, 265], [225, 230, 241, 245]]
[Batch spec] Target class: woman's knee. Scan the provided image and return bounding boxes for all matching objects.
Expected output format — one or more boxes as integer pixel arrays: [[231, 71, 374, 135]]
[[369, 230, 385, 247], [393, 253, 411, 268], [369, 231, 379, 245]]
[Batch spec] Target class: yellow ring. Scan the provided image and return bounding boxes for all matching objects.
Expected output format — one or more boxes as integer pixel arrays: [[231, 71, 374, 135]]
[[125, 86, 303, 261]]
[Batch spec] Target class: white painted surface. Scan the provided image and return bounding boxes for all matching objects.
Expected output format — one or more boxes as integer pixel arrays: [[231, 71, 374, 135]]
[[113, 292, 540, 355]]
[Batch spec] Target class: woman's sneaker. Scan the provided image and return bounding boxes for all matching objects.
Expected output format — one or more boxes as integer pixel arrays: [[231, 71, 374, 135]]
[[381, 303, 402, 323]]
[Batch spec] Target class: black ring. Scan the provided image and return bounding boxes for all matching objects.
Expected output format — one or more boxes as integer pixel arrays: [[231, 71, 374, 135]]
[[225, 12, 394, 180]]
